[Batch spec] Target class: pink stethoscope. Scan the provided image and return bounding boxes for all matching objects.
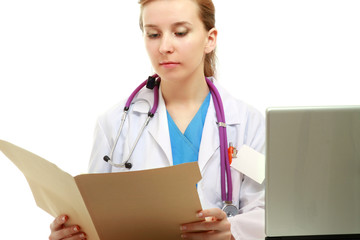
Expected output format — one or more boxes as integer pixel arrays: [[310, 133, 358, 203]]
[[103, 74, 238, 217]]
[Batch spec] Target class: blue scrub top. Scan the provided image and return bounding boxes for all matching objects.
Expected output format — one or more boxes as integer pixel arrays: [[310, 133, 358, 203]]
[[166, 92, 211, 165]]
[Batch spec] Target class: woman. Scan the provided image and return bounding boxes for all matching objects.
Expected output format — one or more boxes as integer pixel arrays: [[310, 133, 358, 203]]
[[49, 0, 265, 239]]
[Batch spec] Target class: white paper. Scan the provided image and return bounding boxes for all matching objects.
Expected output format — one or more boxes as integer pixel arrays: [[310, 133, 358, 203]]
[[231, 145, 265, 184]]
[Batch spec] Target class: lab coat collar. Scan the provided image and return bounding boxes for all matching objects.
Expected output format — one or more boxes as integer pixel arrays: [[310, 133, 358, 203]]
[[132, 86, 173, 166], [212, 80, 242, 125], [197, 95, 219, 172], [130, 79, 241, 124], [130, 80, 242, 171]]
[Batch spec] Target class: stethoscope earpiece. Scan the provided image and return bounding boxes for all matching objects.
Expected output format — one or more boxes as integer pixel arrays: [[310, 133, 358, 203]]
[[103, 155, 110, 162], [124, 162, 132, 169], [103, 155, 132, 169]]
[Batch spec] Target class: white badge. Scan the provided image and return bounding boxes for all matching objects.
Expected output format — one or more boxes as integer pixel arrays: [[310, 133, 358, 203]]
[[230, 145, 265, 184]]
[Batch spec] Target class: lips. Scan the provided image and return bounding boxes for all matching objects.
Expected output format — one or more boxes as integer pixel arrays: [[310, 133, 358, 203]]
[[159, 61, 180, 69], [160, 61, 180, 66]]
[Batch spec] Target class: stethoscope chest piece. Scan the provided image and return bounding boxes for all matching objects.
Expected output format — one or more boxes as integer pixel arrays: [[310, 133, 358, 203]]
[[222, 203, 239, 217]]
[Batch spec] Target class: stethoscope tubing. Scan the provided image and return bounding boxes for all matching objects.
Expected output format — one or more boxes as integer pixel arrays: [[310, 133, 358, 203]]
[[105, 75, 160, 167], [206, 77, 233, 203], [106, 75, 233, 204], [125, 74, 159, 117]]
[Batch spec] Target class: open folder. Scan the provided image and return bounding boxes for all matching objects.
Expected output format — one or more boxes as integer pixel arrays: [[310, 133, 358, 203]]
[[0, 140, 203, 240]]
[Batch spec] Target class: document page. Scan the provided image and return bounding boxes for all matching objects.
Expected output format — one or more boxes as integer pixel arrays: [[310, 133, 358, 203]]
[[0, 140, 203, 240]]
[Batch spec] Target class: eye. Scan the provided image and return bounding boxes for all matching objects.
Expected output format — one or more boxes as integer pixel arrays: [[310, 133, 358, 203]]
[[175, 31, 188, 37], [146, 32, 161, 39]]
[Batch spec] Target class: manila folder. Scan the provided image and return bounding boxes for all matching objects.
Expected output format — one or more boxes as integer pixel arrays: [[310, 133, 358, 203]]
[[0, 140, 203, 240]]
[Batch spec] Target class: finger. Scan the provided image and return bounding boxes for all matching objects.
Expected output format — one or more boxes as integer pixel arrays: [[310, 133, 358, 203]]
[[62, 232, 87, 240], [50, 215, 69, 232], [49, 225, 86, 240], [181, 230, 231, 240], [197, 208, 227, 221], [181, 218, 230, 233]]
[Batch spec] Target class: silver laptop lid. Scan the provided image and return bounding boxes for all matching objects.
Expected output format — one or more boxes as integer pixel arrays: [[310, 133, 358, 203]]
[[265, 106, 360, 238]]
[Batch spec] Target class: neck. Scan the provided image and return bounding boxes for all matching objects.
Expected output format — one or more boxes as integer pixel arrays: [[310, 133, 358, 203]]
[[160, 72, 211, 133], [160, 74, 210, 107]]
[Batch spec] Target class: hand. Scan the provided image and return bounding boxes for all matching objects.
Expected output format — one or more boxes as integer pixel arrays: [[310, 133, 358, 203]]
[[180, 208, 234, 240], [49, 215, 87, 240]]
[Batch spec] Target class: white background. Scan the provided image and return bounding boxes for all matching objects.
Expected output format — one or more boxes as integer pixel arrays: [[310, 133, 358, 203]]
[[0, 0, 359, 239]]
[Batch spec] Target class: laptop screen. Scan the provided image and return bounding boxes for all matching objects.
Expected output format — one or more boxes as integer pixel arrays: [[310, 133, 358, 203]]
[[265, 106, 360, 239]]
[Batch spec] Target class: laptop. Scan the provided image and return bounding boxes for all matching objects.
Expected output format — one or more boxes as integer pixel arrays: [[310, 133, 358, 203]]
[[265, 106, 360, 239]]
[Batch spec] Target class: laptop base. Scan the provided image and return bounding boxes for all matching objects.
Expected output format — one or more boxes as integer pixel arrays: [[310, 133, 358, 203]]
[[266, 234, 360, 240]]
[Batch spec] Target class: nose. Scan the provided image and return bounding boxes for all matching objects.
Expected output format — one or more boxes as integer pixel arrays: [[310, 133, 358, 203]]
[[159, 34, 174, 55]]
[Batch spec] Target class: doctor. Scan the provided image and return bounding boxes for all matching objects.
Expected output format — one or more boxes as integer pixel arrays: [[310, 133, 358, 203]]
[[49, 0, 265, 239]]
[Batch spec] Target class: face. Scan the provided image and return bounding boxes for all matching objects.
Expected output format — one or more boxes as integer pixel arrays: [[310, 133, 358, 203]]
[[141, 0, 216, 82]]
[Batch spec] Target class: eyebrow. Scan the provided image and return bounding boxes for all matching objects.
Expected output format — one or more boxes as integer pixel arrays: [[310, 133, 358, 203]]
[[144, 21, 192, 28]]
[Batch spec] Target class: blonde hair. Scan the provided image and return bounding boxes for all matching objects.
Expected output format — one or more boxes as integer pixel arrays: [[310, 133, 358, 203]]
[[138, 0, 217, 77]]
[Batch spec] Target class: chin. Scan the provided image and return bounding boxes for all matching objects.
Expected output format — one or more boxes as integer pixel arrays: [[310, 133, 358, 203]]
[[155, 66, 203, 83], [155, 69, 184, 81]]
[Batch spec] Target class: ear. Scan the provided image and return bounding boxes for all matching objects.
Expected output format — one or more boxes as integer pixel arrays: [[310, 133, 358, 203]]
[[204, 28, 217, 54]]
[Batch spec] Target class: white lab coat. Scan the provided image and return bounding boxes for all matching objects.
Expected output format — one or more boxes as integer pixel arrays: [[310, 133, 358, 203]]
[[88, 79, 265, 239]]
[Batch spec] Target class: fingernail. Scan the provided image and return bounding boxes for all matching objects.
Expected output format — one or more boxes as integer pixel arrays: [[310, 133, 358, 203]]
[[62, 216, 67, 222], [196, 212, 203, 218], [74, 226, 80, 232], [180, 225, 186, 231], [181, 234, 187, 238], [80, 233, 86, 238]]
